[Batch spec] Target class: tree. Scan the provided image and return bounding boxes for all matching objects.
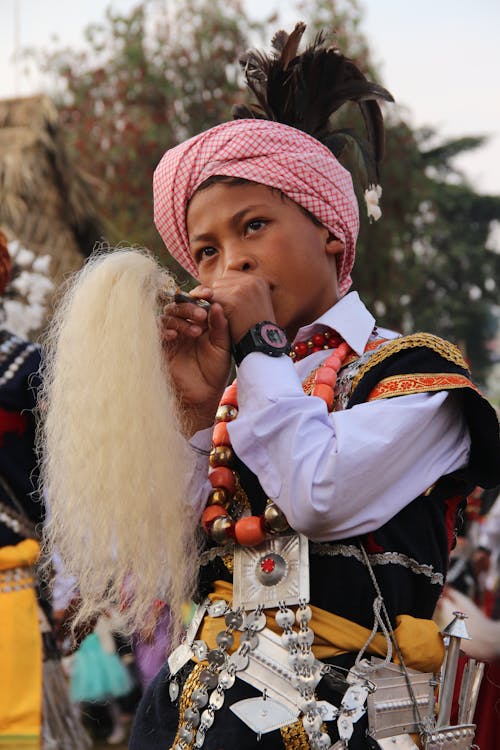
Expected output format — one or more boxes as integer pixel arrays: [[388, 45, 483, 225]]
[[289, 1, 500, 382], [32, 0, 264, 277]]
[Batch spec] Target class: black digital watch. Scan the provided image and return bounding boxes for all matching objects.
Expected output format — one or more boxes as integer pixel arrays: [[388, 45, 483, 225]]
[[231, 321, 291, 366]]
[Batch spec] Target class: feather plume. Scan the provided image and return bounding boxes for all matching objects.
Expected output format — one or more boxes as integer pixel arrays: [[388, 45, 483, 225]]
[[234, 23, 394, 189]]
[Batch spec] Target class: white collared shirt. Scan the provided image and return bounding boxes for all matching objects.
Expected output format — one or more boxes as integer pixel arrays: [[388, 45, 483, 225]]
[[190, 292, 471, 541]]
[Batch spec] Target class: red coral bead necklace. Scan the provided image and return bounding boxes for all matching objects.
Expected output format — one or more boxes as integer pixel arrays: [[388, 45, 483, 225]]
[[201, 335, 353, 546]]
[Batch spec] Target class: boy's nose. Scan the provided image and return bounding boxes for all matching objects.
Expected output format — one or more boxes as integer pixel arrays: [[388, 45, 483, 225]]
[[224, 246, 257, 273]]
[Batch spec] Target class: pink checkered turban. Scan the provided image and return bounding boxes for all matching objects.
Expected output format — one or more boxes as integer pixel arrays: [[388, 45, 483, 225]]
[[153, 119, 359, 295]]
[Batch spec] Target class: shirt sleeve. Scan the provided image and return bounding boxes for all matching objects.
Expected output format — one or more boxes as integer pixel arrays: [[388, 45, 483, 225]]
[[187, 428, 212, 515], [227, 352, 471, 542]]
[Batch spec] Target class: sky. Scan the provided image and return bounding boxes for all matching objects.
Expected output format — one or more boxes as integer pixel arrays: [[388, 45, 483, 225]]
[[0, 0, 499, 195]]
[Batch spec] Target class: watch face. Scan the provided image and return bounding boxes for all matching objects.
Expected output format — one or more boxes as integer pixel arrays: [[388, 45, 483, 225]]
[[259, 322, 288, 349]]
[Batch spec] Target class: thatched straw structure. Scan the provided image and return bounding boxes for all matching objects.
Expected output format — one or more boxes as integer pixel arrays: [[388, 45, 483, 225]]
[[0, 95, 104, 336]]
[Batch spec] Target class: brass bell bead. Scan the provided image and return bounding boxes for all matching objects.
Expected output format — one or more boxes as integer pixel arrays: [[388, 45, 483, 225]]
[[215, 404, 238, 423], [207, 488, 230, 508], [263, 501, 290, 533], [209, 445, 233, 467], [210, 516, 234, 545]]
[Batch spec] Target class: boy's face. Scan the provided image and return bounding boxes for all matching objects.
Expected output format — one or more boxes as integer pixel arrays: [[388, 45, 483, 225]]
[[186, 182, 343, 339]]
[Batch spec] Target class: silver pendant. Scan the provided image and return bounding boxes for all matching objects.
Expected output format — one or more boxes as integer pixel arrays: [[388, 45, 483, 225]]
[[236, 626, 318, 715], [315, 700, 339, 721], [230, 696, 298, 734], [168, 598, 210, 676], [168, 642, 194, 676], [169, 680, 180, 702], [233, 533, 309, 610]]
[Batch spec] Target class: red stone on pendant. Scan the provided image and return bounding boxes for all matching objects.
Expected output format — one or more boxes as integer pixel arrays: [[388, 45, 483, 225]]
[[261, 557, 276, 574]]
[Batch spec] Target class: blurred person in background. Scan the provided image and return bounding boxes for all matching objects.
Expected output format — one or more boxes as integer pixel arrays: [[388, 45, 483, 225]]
[[0, 230, 89, 749], [472, 487, 500, 616]]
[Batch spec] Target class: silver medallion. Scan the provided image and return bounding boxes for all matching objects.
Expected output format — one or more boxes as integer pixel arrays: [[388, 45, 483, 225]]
[[230, 696, 298, 734], [233, 533, 309, 610], [218, 669, 236, 690], [208, 688, 225, 710], [243, 610, 267, 631], [255, 552, 288, 586], [228, 651, 249, 672]]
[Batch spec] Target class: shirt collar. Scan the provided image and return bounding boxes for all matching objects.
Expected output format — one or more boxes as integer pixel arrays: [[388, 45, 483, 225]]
[[292, 291, 375, 356]]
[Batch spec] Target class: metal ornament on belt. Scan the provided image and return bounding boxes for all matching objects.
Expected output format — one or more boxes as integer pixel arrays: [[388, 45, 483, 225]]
[[233, 533, 309, 610], [230, 694, 298, 735], [422, 724, 476, 750]]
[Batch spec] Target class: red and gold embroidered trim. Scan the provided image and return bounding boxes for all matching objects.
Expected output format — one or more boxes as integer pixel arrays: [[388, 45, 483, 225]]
[[368, 372, 478, 401], [351, 333, 469, 392]]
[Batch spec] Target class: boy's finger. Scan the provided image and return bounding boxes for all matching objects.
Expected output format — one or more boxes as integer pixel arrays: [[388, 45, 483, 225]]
[[207, 303, 230, 350], [160, 314, 205, 339], [189, 285, 213, 301], [163, 301, 208, 323]]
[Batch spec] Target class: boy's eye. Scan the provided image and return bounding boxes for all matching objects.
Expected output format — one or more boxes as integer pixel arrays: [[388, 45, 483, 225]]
[[196, 246, 217, 263], [245, 218, 267, 234]]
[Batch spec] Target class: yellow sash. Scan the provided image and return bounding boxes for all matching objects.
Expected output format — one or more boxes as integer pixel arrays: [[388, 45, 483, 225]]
[[0, 539, 42, 745], [199, 579, 444, 674]]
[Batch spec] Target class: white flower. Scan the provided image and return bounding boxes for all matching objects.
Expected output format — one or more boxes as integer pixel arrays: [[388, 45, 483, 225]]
[[27, 274, 54, 305], [12, 270, 33, 297], [24, 303, 45, 330], [16, 247, 35, 267], [32, 254, 52, 275], [364, 184, 383, 222], [4, 299, 29, 338], [2, 237, 55, 338], [7, 239, 20, 258]]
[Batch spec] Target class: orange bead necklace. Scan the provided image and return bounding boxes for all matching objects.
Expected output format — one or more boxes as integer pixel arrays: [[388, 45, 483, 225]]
[[201, 339, 353, 546]]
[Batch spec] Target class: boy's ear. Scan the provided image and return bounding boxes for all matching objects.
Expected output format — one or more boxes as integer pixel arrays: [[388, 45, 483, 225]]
[[325, 233, 344, 256]]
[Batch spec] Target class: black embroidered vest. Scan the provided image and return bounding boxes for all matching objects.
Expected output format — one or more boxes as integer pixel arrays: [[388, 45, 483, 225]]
[[198, 334, 500, 634]]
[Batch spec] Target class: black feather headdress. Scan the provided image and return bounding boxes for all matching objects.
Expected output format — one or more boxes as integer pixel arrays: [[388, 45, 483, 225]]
[[233, 22, 394, 220]]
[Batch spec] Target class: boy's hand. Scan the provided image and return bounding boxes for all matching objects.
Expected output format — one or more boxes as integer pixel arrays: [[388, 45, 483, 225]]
[[211, 271, 277, 344], [160, 286, 231, 433], [159, 272, 276, 433]]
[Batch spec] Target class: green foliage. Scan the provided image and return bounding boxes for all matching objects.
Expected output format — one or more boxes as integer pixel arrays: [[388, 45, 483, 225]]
[[32, 0, 499, 381], [34, 0, 263, 274], [355, 127, 500, 383]]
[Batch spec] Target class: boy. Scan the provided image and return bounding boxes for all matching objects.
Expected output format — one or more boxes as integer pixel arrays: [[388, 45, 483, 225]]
[[129, 38, 499, 750]]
